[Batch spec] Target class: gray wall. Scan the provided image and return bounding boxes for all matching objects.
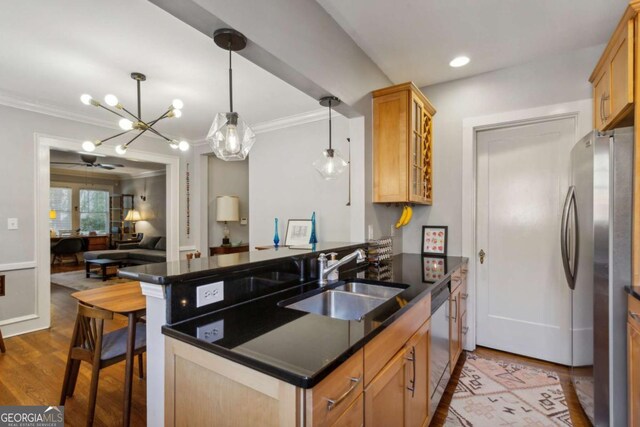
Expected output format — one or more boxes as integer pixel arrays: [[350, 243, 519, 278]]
[[208, 156, 249, 247], [120, 173, 167, 237], [249, 116, 351, 247], [401, 44, 603, 254], [0, 104, 192, 333]]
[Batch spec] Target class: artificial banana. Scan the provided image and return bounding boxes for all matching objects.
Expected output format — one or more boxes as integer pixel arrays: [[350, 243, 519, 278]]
[[402, 205, 413, 226]]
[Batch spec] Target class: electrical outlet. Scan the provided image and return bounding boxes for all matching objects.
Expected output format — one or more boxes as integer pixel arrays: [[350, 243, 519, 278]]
[[7, 218, 18, 230], [0, 275, 4, 296], [390, 224, 395, 237], [197, 319, 224, 342], [196, 281, 224, 308], [368, 225, 374, 240]]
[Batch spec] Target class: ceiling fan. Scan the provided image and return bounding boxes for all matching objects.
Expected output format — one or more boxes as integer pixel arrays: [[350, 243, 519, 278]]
[[51, 154, 125, 171]]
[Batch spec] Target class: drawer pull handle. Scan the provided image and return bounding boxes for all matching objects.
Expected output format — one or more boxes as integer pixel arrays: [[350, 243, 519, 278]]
[[327, 375, 361, 411], [406, 346, 416, 397], [630, 311, 640, 322]]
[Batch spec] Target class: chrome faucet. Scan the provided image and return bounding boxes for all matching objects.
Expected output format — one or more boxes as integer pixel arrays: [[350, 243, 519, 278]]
[[317, 249, 366, 286]]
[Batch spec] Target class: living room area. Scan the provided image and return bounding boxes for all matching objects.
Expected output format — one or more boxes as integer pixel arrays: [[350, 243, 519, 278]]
[[49, 148, 168, 292]]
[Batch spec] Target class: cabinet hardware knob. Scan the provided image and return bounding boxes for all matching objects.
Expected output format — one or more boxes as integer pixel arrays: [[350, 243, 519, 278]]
[[479, 249, 486, 264], [630, 311, 640, 323]]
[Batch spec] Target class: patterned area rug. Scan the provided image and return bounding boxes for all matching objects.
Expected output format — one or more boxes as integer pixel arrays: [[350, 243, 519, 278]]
[[51, 270, 132, 291], [445, 354, 572, 427]]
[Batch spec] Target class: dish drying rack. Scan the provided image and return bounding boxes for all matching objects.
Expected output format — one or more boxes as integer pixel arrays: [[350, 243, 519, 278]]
[[367, 237, 393, 281]]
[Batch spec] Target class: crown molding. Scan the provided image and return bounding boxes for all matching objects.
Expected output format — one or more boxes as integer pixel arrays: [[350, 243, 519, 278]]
[[252, 108, 341, 134], [50, 167, 122, 181], [0, 91, 173, 141], [123, 169, 167, 179]]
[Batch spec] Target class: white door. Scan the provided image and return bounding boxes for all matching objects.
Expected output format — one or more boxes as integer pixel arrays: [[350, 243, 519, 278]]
[[476, 118, 575, 364]]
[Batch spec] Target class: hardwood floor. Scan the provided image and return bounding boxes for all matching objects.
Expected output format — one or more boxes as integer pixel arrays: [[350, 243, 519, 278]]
[[0, 284, 146, 427], [430, 346, 592, 427]]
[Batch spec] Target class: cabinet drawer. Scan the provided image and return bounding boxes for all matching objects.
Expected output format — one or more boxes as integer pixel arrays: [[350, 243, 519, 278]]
[[364, 295, 430, 385], [629, 295, 640, 330], [306, 349, 363, 427], [329, 393, 363, 427]]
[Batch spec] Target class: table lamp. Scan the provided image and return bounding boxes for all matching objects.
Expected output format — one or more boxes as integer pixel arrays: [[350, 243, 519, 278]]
[[124, 209, 142, 233], [216, 196, 239, 246]]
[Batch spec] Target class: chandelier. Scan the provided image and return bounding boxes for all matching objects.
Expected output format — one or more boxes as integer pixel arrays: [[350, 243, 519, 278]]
[[79, 72, 189, 155]]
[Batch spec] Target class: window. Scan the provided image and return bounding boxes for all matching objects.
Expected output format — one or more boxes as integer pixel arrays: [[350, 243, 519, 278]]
[[79, 189, 109, 233], [49, 187, 72, 233]]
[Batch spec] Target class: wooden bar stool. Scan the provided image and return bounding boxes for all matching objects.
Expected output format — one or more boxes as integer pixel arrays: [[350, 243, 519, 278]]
[[0, 328, 6, 353], [60, 303, 146, 427]]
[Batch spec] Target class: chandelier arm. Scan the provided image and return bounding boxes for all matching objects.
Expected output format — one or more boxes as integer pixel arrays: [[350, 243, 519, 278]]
[[144, 109, 172, 127], [137, 78, 142, 118], [121, 106, 142, 121], [98, 104, 127, 119], [123, 128, 151, 148], [146, 127, 172, 142], [100, 129, 134, 143]]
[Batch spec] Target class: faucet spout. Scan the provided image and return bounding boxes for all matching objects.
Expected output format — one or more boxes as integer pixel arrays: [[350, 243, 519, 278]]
[[318, 248, 366, 286]]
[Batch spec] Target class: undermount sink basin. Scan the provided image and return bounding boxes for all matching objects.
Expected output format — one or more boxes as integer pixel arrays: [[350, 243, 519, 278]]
[[283, 282, 404, 321]]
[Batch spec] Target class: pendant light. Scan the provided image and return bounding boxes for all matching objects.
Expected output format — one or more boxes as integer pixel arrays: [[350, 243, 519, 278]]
[[207, 28, 256, 161], [313, 96, 347, 180]]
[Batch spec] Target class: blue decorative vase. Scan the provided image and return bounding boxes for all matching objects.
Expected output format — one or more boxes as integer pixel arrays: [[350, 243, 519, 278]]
[[273, 218, 280, 247], [309, 212, 318, 244]]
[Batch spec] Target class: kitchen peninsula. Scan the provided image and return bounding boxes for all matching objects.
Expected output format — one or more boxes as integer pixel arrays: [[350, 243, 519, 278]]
[[118, 243, 468, 426]]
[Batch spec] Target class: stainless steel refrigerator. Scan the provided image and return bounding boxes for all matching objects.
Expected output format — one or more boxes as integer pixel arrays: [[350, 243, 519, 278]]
[[561, 127, 632, 426]]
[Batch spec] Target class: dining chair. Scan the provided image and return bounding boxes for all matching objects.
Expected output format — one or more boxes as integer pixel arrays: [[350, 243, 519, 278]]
[[0, 328, 6, 353], [60, 303, 146, 426]]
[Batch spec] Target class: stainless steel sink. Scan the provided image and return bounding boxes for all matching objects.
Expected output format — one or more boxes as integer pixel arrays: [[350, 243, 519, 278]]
[[284, 282, 404, 321], [334, 282, 404, 299]]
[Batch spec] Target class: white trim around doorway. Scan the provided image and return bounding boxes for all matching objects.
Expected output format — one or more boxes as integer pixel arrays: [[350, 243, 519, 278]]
[[31, 133, 180, 333], [461, 98, 593, 352]]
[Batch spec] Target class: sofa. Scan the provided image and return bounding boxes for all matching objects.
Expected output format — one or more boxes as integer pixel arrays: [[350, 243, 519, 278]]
[[83, 236, 166, 265]]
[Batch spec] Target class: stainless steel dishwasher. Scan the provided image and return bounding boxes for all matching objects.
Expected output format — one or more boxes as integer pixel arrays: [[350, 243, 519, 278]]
[[429, 280, 451, 415]]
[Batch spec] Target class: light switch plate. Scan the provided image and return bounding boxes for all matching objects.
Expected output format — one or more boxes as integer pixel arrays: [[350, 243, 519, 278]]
[[196, 281, 224, 308], [197, 319, 224, 342], [7, 218, 18, 230], [240, 217, 248, 225]]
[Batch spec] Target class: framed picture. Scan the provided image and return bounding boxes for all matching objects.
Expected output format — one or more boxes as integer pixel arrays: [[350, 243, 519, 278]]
[[285, 219, 313, 246], [422, 225, 448, 256], [422, 256, 447, 282]]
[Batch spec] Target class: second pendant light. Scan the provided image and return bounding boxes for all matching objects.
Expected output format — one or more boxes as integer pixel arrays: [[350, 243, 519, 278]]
[[313, 96, 347, 180]]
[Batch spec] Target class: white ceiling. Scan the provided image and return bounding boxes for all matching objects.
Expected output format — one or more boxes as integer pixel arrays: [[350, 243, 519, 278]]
[[317, 0, 628, 87], [50, 149, 165, 178], [0, 0, 319, 142]]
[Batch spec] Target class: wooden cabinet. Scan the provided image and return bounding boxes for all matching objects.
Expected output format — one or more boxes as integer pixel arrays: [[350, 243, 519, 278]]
[[209, 245, 250, 256], [373, 82, 436, 205], [364, 319, 430, 427], [86, 235, 109, 251], [628, 295, 640, 426], [590, 13, 634, 130]]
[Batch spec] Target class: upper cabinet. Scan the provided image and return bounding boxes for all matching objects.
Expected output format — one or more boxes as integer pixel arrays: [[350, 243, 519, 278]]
[[590, 10, 635, 130], [373, 82, 436, 205]]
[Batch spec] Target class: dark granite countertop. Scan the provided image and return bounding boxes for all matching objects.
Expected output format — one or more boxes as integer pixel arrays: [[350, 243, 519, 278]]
[[626, 285, 640, 301], [117, 242, 363, 285], [162, 253, 467, 388]]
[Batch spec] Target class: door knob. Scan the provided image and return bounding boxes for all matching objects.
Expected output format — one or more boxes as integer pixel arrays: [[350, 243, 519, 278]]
[[479, 249, 486, 264]]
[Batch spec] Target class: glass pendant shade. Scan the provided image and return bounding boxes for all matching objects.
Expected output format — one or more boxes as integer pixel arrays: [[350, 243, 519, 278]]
[[313, 148, 348, 180], [207, 112, 255, 161]]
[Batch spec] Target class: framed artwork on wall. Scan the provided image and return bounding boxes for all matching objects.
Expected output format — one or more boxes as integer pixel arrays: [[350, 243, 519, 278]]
[[422, 225, 448, 256], [284, 219, 313, 246]]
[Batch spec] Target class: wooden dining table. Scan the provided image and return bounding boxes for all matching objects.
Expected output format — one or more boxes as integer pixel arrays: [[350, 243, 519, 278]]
[[71, 281, 146, 427]]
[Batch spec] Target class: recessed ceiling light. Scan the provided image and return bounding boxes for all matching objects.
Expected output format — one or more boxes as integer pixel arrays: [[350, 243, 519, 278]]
[[449, 56, 470, 68]]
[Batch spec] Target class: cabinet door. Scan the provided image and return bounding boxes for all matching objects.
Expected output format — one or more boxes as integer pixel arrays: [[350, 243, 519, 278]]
[[373, 90, 409, 203], [408, 94, 425, 204], [329, 393, 363, 427], [405, 321, 430, 427], [629, 321, 640, 426], [364, 349, 407, 427], [422, 110, 433, 204], [449, 287, 462, 372], [608, 19, 634, 127], [593, 68, 610, 131]]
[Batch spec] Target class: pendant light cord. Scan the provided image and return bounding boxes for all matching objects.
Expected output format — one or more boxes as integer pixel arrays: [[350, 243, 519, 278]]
[[136, 79, 141, 118], [228, 43, 234, 113], [328, 99, 332, 150]]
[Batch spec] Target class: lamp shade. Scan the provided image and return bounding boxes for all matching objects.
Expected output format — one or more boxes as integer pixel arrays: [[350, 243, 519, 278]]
[[124, 209, 142, 222], [49, 209, 57, 220], [216, 196, 240, 222]]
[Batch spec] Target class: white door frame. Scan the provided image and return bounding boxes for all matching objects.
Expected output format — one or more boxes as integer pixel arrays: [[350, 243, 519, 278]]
[[33, 133, 180, 332], [461, 99, 592, 351]]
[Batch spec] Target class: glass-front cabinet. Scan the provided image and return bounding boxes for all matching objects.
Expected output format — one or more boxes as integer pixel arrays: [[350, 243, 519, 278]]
[[373, 82, 435, 205]]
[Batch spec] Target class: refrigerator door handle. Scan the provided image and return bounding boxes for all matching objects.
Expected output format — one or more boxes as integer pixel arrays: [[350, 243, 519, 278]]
[[561, 186, 578, 289]]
